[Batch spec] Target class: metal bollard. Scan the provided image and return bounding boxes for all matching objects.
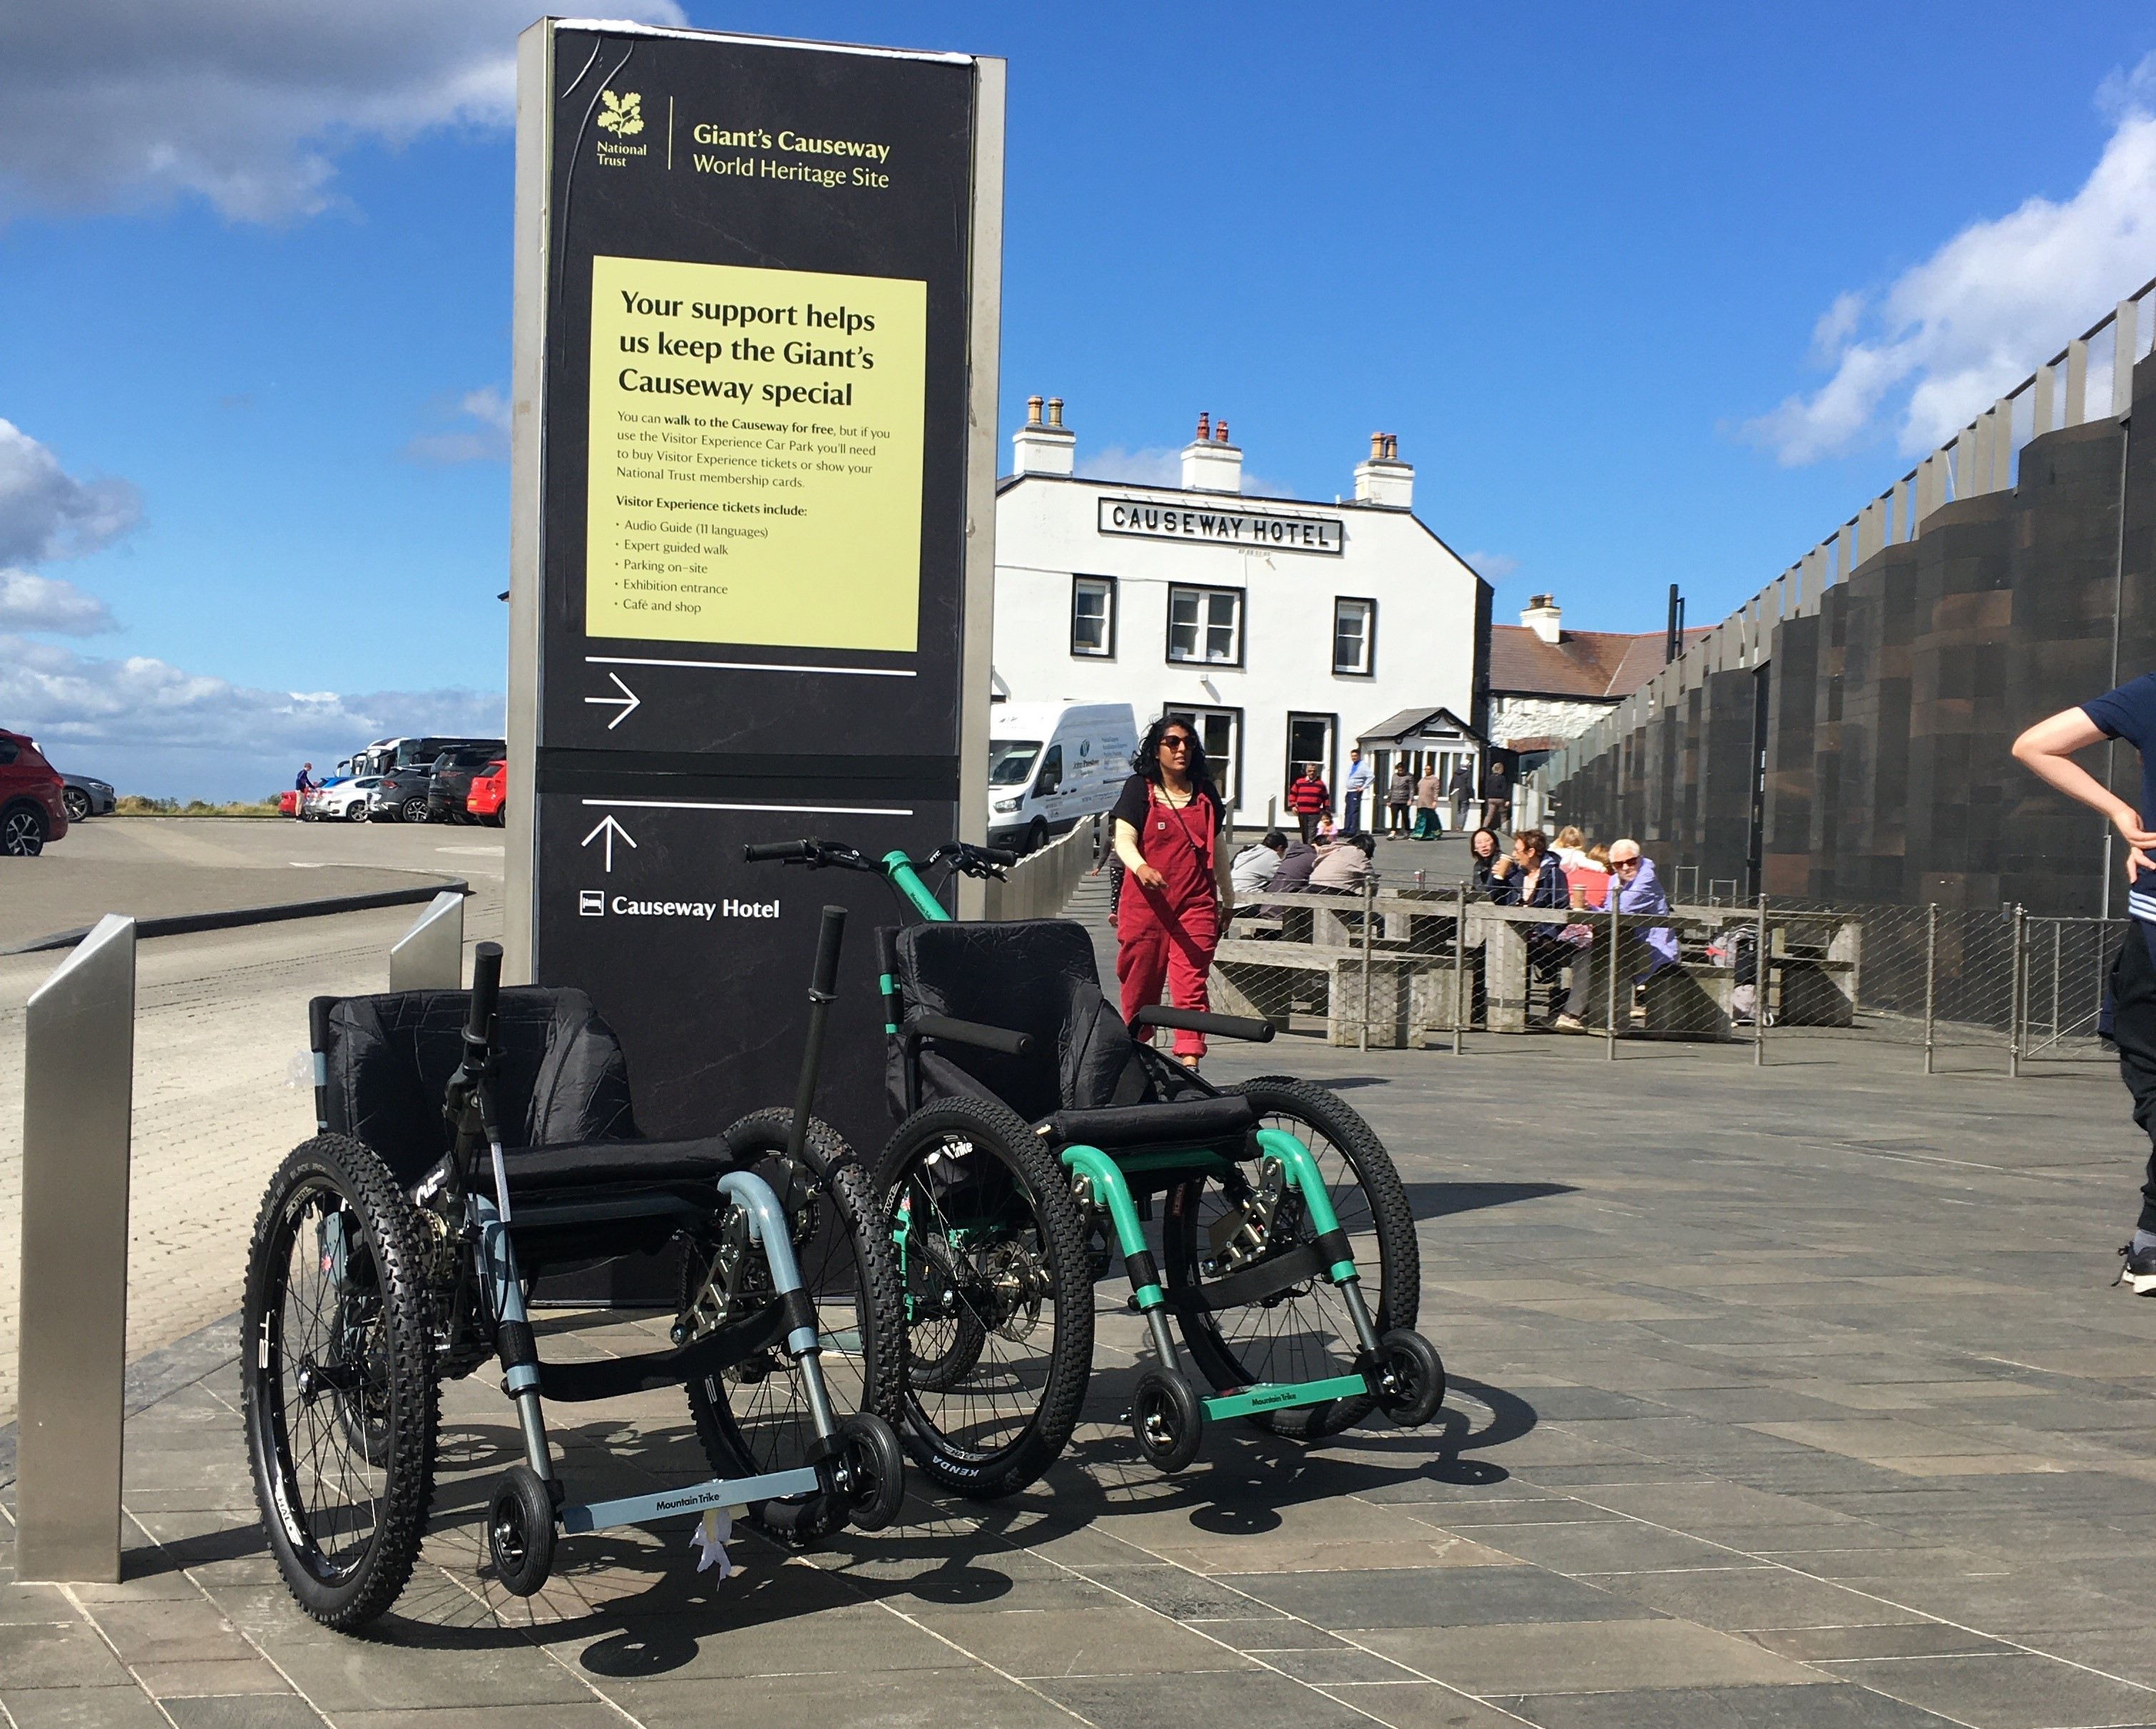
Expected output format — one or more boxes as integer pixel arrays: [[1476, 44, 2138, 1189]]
[[389, 889, 466, 990], [16, 914, 136, 1583], [1923, 904, 1938, 1076]]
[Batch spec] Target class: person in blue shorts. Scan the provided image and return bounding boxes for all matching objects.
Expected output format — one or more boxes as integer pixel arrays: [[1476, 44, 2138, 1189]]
[[2015, 680, 2156, 1290]]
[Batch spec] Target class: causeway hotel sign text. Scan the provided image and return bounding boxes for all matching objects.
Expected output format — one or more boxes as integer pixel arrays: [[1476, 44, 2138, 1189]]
[[1098, 496, 1344, 555]]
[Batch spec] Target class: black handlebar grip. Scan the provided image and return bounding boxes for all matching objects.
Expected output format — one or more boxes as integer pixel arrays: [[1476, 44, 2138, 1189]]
[[977, 846, 1020, 867], [743, 840, 809, 862], [466, 942, 503, 1042], [811, 905, 847, 996]]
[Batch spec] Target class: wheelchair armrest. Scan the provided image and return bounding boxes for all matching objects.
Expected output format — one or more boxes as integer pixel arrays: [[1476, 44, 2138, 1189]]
[[1133, 1005, 1275, 1043], [910, 1013, 1033, 1058]]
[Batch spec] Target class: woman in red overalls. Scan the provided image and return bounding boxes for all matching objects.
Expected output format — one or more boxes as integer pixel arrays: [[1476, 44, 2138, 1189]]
[[1112, 715, 1232, 1066]]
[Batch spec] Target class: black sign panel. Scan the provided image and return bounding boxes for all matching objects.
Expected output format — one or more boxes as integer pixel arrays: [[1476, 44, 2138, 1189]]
[[521, 24, 990, 1158]]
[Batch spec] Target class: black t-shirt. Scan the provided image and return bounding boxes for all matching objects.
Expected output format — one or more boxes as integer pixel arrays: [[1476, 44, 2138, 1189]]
[[1110, 774, 1222, 839], [2084, 672, 2156, 921]]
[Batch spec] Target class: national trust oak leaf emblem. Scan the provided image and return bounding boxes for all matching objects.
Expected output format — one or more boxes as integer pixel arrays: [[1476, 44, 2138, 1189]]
[[597, 90, 645, 137]]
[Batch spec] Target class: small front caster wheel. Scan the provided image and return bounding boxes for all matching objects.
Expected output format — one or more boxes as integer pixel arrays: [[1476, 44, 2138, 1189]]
[[1371, 1328, 1446, 1428], [1130, 1367, 1205, 1474], [488, 1466, 556, 1597], [834, 1412, 906, 1531]]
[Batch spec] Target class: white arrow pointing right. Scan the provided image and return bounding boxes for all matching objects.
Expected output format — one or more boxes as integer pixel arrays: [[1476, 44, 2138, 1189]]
[[584, 672, 642, 730]]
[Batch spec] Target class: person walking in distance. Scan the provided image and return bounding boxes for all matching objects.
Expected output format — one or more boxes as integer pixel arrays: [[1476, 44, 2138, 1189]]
[[1413, 761, 1441, 840], [1386, 762, 1414, 835], [2014, 690, 2156, 1289], [1286, 763, 1329, 844], [1342, 747, 1372, 835], [1113, 716, 1232, 1068], [294, 761, 320, 817], [1449, 758, 1475, 832], [1482, 755, 1512, 831]]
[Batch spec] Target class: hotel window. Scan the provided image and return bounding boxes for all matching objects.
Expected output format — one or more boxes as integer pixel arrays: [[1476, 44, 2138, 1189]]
[[1333, 597, 1375, 675], [1164, 705, 1242, 813], [1071, 575, 1115, 657], [1167, 586, 1243, 666]]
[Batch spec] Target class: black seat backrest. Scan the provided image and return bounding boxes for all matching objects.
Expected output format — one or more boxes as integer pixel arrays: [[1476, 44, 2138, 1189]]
[[891, 919, 1155, 1121], [313, 986, 638, 1189]]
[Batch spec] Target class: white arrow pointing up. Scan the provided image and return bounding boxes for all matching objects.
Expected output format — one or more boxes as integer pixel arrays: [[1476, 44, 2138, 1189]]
[[584, 671, 642, 730], [581, 813, 638, 872]]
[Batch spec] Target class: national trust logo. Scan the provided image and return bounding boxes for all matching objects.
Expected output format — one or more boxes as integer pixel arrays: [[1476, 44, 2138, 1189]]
[[596, 90, 645, 137]]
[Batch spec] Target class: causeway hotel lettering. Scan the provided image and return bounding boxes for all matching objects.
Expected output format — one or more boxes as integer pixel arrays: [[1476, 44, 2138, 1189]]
[[1097, 496, 1344, 555]]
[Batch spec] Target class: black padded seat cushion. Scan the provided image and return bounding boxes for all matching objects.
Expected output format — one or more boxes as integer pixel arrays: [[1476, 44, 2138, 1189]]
[[470, 1135, 734, 1199], [314, 986, 643, 1192], [1045, 1094, 1257, 1151]]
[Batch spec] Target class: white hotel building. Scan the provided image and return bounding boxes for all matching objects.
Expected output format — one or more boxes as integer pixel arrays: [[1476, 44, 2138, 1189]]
[[990, 399, 1493, 825]]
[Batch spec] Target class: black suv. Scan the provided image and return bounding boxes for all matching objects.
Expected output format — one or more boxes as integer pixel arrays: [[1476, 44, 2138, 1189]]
[[426, 742, 506, 824]]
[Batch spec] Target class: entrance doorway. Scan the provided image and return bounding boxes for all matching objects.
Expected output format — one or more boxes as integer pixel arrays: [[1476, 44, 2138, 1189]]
[[1164, 705, 1241, 817], [1284, 713, 1336, 810]]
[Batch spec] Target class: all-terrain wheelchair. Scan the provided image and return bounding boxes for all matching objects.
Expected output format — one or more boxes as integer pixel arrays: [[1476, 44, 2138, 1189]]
[[745, 838, 1445, 1497], [242, 917, 904, 1630]]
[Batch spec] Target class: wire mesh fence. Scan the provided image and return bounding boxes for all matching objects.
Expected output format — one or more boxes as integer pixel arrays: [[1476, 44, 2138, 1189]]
[[1210, 880, 2132, 1075]]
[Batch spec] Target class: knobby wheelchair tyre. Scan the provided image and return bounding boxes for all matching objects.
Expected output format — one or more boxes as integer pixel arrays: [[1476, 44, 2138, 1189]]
[[242, 1135, 436, 1630], [1163, 1076, 1419, 1440], [685, 1110, 904, 1543], [875, 1096, 1093, 1499]]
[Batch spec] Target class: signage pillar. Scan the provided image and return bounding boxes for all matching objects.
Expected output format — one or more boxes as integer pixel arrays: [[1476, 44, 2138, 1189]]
[[506, 21, 1002, 1175]]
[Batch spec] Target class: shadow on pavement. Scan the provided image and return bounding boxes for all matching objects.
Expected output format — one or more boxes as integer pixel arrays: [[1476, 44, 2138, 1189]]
[[1400, 1179, 1576, 1219]]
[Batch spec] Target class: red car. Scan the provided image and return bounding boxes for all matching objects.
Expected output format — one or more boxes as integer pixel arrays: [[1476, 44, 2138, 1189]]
[[1, 729, 69, 857], [465, 759, 506, 827]]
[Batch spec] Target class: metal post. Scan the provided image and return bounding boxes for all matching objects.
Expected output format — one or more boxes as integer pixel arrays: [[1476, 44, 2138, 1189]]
[[1753, 893, 1767, 1067], [1923, 903, 1937, 1075], [1359, 875, 1376, 1053], [2010, 904, 2025, 1078], [2051, 920, 2062, 1051], [388, 889, 466, 990], [16, 914, 136, 1583], [1605, 892, 1619, 1061], [1453, 878, 1467, 1055]]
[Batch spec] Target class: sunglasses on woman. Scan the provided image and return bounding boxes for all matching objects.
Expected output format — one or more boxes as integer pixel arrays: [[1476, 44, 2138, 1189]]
[[1160, 735, 1194, 751]]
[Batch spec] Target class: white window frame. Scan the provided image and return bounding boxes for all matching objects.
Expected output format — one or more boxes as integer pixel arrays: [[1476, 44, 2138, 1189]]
[[1332, 596, 1376, 676], [1071, 574, 1115, 658], [1166, 584, 1244, 667]]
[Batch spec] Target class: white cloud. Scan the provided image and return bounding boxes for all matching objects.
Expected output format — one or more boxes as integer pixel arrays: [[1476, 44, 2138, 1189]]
[[404, 385, 511, 465], [1, 633, 503, 799], [0, 420, 141, 566], [0, 571, 118, 635], [1078, 444, 1182, 488], [1744, 53, 2156, 466], [0, 0, 685, 224], [1076, 442, 1289, 497]]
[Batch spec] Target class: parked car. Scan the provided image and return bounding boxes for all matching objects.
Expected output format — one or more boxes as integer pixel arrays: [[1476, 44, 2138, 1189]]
[[315, 777, 384, 822], [59, 772, 115, 822], [465, 759, 506, 826], [428, 743, 506, 824], [367, 767, 438, 824], [0, 729, 69, 856]]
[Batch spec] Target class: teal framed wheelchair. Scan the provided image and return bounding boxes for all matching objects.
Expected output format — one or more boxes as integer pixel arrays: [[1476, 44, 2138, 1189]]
[[241, 914, 904, 1629], [745, 837, 1444, 1497]]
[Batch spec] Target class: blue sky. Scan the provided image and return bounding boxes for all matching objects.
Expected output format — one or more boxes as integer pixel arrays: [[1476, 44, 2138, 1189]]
[[5, 1, 2155, 797]]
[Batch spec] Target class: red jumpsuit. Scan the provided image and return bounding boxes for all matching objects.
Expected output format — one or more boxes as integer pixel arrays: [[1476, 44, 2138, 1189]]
[[1115, 783, 1220, 1059]]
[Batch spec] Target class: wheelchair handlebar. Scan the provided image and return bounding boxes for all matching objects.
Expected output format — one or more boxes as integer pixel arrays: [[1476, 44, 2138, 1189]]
[[910, 1012, 1033, 1058], [743, 840, 819, 863], [466, 942, 502, 1046], [810, 905, 847, 997], [1132, 1004, 1275, 1043]]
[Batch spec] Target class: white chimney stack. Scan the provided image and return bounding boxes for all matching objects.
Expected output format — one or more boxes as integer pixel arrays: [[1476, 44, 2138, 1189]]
[[1011, 393, 1075, 476], [1180, 411, 1243, 493], [1352, 431, 1413, 509], [1521, 593, 1561, 644]]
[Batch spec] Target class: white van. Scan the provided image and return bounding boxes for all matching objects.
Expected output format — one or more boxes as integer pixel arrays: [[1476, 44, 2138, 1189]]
[[986, 701, 1138, 854]]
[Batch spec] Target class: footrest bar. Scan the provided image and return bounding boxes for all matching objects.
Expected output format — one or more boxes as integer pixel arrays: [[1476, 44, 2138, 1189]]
[[560, 1465, 822, 1534], [1202, 1372, 1371, 1422]]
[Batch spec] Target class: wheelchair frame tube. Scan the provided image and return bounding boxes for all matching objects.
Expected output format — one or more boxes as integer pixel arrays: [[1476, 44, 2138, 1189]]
[[879, 851, 951, 922], [473, 1192, 553, 1482], [1058, 1144, 1185, 1371], [1252, 1127, 1385, 1360], [716, 1170, 839, 1444]]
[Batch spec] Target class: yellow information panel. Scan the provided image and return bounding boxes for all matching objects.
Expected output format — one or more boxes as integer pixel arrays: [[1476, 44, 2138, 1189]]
[[585, 255, 926, 650]]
